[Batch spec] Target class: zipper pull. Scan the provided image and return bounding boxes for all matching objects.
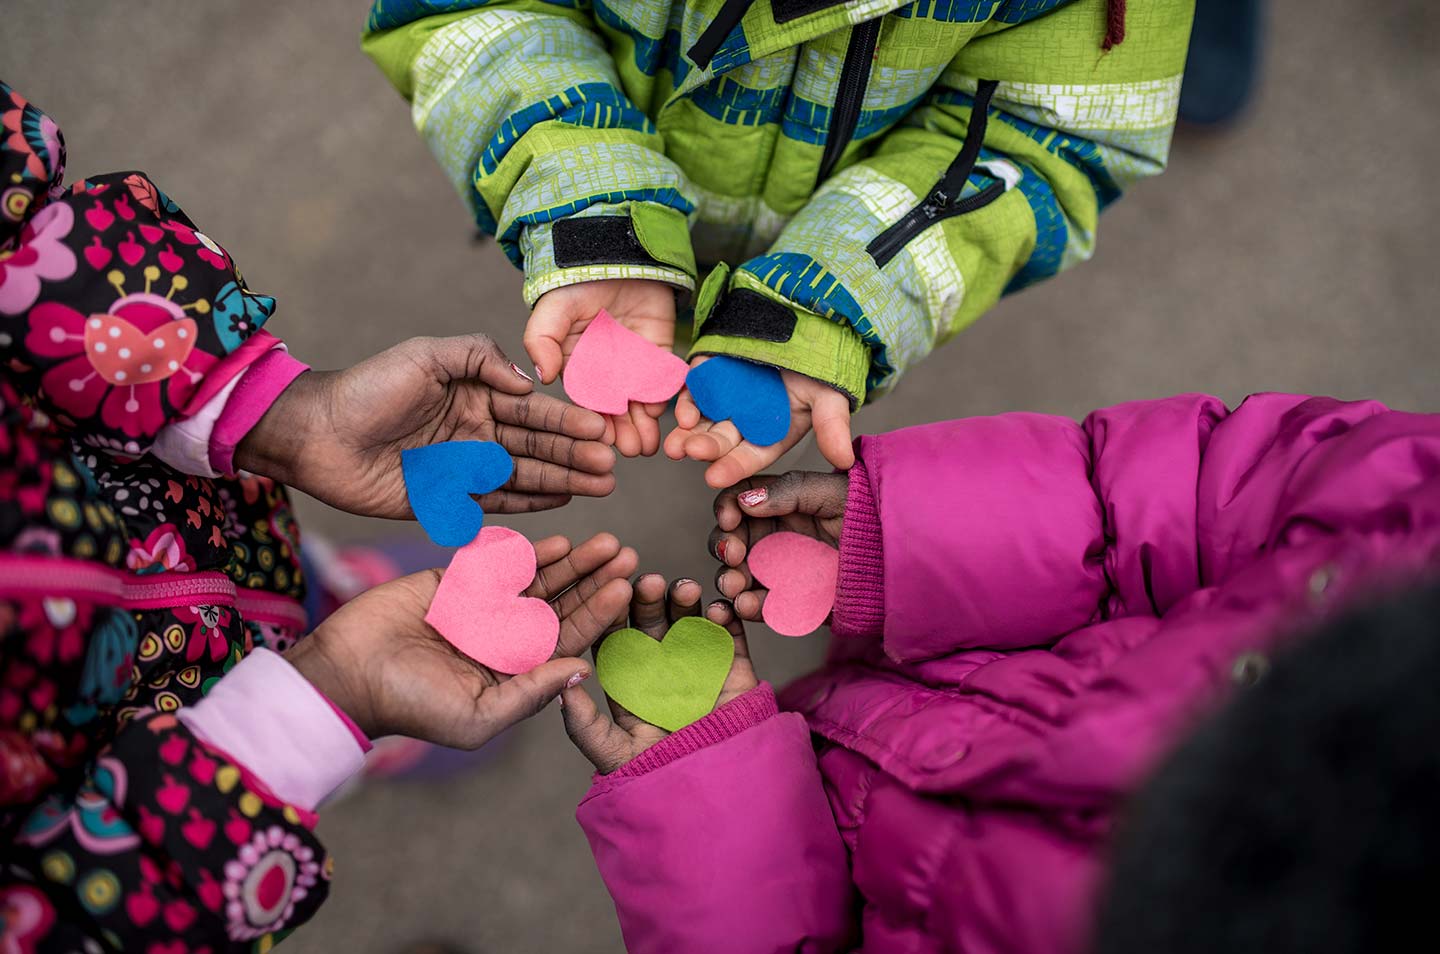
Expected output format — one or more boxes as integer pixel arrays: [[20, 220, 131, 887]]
[[919, 188, 952, 219]]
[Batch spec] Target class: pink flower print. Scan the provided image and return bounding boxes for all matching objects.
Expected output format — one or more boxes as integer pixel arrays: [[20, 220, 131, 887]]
[[222, 827, 319, 941], [0, 884, 56, 954], [26, 289, 217, 438], [127, 523, 196, 573], [176, 604, 232, 663], [0, 201, 77, 315]]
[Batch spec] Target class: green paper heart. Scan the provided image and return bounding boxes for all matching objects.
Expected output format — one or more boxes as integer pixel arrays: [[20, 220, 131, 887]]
[[595, 617, 735, 732]]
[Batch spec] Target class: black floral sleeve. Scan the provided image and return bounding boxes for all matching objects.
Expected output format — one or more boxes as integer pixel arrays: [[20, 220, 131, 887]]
[[0, 80, 283, 458]]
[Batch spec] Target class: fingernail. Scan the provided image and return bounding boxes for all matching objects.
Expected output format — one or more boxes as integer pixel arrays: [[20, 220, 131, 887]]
[[738, 488, 768, 507], [534, 364, 545, 381], [565, 670, 590, 689], [715, 539, 728, 562], [510, 362, 532, 381], [556, 693, 565, 709]]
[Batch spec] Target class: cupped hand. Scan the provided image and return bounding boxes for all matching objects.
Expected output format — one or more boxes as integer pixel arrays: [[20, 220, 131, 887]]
[[284, 533, 637, 748], [237, 334, 617, 519], [559, 575, 758, 774], [709, 472, 847, 621], [525, 278, 678, 458], [664, 358, 855, 489]]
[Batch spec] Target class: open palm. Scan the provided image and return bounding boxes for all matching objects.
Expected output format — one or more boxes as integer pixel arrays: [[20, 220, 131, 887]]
[[240, 335, 617, 520], [285, 534, 637, 748], [525, 279, 678, 457]]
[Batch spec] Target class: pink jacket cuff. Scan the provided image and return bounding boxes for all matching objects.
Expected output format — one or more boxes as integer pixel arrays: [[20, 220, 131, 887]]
[[176, 648, 366, 811], [831, 454, 884, 638], [597, 683, 779, 787], [210, 348, 310, 474]]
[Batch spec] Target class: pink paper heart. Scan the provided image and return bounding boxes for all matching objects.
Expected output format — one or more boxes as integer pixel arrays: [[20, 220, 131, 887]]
[[563, 309, 689, 415], [425, 526, 559, 674], [748, 532, 839, 637]]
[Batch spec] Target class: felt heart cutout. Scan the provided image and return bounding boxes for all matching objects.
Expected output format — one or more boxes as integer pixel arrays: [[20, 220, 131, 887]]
[[748, 531, 839, 636], [425, 526, 559, 674], [563, 309, 689, 415], [685, 356, 790, 447], [596, 617, 734, 731], [401, 441, 514, 547]]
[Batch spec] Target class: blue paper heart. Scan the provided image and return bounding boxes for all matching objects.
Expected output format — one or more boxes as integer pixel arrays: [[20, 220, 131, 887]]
[[401, 441, 515, 547], [686, 356, 790, 447]]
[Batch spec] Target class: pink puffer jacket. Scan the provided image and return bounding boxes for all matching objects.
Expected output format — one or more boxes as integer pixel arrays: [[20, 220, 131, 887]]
[[577, 393, 1440, 954]]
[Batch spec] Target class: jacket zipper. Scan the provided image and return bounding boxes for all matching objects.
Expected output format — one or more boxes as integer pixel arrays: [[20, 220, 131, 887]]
[[0, 554, 309, 628], [866, 78, 1003, 268], [817, 18, 881, 184]]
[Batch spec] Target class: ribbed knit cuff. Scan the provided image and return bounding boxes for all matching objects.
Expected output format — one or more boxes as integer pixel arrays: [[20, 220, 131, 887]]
[[210, 349, 310, 475], [831, 453, 884, 638], [604, 682, 778, 782]]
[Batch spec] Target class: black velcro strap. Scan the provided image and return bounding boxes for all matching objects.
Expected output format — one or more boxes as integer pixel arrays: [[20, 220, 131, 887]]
[[771, 0, 848, 23], [702, 289, 796, 342], [553, 216, 660, 269]]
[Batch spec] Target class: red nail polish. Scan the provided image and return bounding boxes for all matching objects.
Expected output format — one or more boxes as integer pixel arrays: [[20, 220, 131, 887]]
[[565, 670, 589, 689], [510, 362, 532, 381], [716, 539, 728, 562], [534, 364, 545, 381], [739, 488, 768, 507]]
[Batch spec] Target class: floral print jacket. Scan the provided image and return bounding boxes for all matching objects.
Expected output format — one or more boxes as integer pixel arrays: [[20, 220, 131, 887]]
[[1, 82, 362, 952]]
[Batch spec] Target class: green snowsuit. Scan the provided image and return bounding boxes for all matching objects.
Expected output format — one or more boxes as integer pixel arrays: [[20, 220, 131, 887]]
[[364, 0, 1192, 403]]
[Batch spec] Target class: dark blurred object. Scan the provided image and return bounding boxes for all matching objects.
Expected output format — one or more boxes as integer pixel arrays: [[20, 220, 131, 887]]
[[1178, 0, 1263, 125], [1095, 583, 1440, 954], [394, 942, 471, 954]]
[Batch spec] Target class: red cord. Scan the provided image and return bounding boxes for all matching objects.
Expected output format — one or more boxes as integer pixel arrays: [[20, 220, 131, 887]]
[[1103, 0, 1127, 50]]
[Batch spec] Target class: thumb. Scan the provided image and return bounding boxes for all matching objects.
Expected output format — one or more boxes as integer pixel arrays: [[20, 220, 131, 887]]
[[409, 334, 534, 395], [524, 297, 573, 384], [483, 659, 591, 736], [736, 470, 848, 520], [811, 391, 855, 471], [559, 682, 634, 774]]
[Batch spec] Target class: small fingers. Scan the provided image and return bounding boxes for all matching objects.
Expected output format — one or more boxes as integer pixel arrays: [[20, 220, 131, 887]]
[[734, 588, 766, 621], [612, 411, 642, 458], [703, 440, 784, 490], [667, 577, 702, 622], [811, 391, 856, 470], [682, 421, 742, 463], [523, 305, 571, 384], [714, 564, 757, 601], [674, 386, 700, 429], [629, 573, 669, 637], [630, 402, 663, 457], [551, 547, 639, 620]]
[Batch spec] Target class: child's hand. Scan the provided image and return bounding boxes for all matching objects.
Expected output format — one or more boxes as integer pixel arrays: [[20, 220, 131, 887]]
[[559, 576, 758, 774], [710, 472, 847, 621], [664, 358, 855, 488], [238, 334, 617, 519], [525, 279, 677, 457], [285, 533, 637, 748]]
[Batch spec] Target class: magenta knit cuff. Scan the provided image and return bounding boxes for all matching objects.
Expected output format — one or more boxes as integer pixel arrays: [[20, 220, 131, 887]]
[[209, 350, 310, 474], [831, 455, 885, 638], [604, 682, 779, 782]]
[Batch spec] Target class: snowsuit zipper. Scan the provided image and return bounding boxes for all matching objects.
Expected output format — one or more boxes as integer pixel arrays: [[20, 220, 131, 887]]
[[867, 78, 1005, 267], [817, 18, 881, 184]]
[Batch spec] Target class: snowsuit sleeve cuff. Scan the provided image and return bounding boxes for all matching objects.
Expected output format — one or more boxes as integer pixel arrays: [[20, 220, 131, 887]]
[[209, 349, 310, 475], [600, 683, 779, 785]]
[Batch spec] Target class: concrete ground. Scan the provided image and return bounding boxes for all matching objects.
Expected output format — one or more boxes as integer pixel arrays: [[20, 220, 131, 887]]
[[7, 1, 1440, 950]]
